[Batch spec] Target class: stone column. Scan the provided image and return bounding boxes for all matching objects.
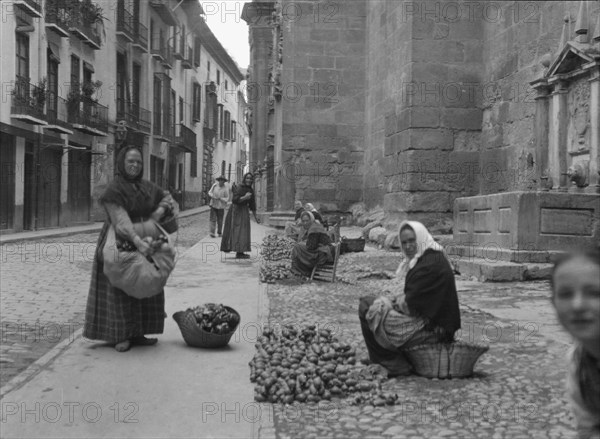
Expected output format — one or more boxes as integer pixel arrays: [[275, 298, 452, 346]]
[[531, 79, 550, 190], [549, 80, 569, 191], [589, 66, 600, 191], [242, 2, 275, 170]]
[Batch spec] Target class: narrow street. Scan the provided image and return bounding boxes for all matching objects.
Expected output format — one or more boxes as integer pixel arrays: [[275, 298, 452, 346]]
[[0, 218, 581, 438]]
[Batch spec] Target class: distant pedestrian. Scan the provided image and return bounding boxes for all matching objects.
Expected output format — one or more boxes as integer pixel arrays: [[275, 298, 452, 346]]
[[83, 146, 175, 352], [551, 249, 600, 438], [208, 175, 230, 238], [221, 172, 261, 259]]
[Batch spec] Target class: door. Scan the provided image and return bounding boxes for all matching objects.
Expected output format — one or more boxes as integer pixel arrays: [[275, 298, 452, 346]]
[[68, 147, 91, 223], [36, 147, 61, 228], [23, 142, 35, 230], [0, 134, 16, 230]]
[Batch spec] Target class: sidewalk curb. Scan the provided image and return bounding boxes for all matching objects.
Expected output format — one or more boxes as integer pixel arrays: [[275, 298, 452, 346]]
[[0, 207, 210, 244], [0, 328, 83, 400]]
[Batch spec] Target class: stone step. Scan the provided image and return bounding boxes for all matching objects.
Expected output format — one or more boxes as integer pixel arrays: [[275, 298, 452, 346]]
[[451, 256, 553, 282], [269, 216, 294, 229], [447, 244, 562, 264]]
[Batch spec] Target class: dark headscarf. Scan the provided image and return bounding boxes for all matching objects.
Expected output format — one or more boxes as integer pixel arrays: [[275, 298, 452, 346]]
[[100, 146, 163, 219], [232, 172, 256, 211]]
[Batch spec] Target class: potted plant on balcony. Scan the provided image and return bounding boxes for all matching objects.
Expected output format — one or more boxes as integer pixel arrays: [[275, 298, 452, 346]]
[[81, 80, 102, 102]]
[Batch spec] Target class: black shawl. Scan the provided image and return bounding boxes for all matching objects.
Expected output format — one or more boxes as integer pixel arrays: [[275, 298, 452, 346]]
[[404, 248, 461, 338]]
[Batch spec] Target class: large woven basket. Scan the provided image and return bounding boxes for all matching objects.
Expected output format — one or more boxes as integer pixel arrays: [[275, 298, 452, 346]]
[[403, 341, 489, 379], [172, 306, 240, 348]]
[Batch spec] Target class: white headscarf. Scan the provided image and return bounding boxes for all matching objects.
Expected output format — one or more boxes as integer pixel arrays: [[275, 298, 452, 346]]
[[395, 220, 445, 278]]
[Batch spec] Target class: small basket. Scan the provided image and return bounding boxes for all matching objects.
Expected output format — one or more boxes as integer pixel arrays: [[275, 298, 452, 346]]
[[403, 341, 489, 379], [172, 306, 240, 348], [341, 236, 366, 253], [160, 213, 178, 234]]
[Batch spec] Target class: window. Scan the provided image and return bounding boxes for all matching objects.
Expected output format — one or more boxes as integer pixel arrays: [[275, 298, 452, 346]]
[[231, 121, 236, 142], [180, 25, 186, 55], [190, 147, 197, 177], [132, 63, 141, 116], [218, 104, 224, 139], [227, 163, 232, 182], [221, 160, 225, 177], [192, 82, 201, 122], [150, 20, 155, 50], [225, 80, 228, 90], [150, 155, 165, 187], [47, 53, 59, 119], [207, 61, 210, 80], [224, 110, 231, 140], [116, 53, 127, 117], [169, 90, 176, 137], [179, 96, 184, 124], [70, 55, 80, 92], [153, 75, 162, 134], [16, 33, 29, 80], [194, 37, 200, 67], [216, 69, 220, 85]]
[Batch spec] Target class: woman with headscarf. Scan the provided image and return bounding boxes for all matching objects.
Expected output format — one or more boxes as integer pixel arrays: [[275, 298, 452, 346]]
[[84, 146, 176, 352], [221, 172, 260, 259], [358, 220, 461, 376], [290, 211, 334, 277], [304, 203, 324, 225]]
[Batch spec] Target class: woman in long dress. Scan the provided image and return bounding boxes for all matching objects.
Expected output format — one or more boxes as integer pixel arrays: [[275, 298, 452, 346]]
[[358, 220, 461, 376], [83, 146, 175, 352], [290, 211, 334, 277], [220, 172, 260, 259]]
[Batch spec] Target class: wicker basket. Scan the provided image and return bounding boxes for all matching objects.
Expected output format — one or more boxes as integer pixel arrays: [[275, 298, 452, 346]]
[[341, 236, 366, 253], [172, 306, 240, 348], [403, 341, 489, 379]]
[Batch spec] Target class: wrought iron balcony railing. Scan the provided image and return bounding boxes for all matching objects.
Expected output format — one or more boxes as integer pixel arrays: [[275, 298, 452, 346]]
[[116, 98, 151, 134], [116, 5, 134, 41], [176, 123, 197, 153], [45, 0, 70, 37], [181, 45, 193, 69], [149, 0, 178, 26], [132, 20, 148, 51], [13, 0, 42, 18], [67, 96, 108, 135], [46, 93, 72, 133], [11, 75, 46, 124]]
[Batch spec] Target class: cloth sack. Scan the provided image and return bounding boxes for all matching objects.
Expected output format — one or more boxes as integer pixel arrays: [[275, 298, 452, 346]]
[[103, 223, 176, 299]]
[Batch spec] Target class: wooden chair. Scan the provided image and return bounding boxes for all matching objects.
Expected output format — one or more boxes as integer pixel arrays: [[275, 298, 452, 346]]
[[310, 241, 341, 283]]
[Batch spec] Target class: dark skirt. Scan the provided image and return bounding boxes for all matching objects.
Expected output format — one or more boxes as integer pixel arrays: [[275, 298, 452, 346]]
[[83, 223, 166, 343], [291, 243, 330, 277], [220, 204, 251, 253]]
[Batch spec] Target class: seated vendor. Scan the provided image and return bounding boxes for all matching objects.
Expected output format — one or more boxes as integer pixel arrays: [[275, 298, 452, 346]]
[[304, 203, 325, 226], [358, 220, 461, 377], [284, 200, 305, 240], [291, 211, 334, 277]]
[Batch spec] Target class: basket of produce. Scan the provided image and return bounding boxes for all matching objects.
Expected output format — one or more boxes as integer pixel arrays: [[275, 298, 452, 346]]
[[173, 303, 240, 348], [340, 236, 366, 253], [403, 341, 489, 379]]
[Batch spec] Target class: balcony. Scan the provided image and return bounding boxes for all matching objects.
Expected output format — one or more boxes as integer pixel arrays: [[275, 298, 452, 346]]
[[45, 93, 73, 134], [116, 98, 151, 134], [13, 0, 42, 18], [153, 108, 174, 143], [151, 38, 172, 68], [116, 5, 134, 42], [45, 0, 70, 37], [149, 0, 178, 26], [68, 0, 103, 50], [10, 76, 47, 125], [67, 97, 108, 136], [132, 21, 148, 52], [181, 45, 193, 70], [175, 124, 197, 153]]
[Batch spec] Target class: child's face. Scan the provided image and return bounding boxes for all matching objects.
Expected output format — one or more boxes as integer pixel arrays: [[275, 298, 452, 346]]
[[553, 257, 600, 344]]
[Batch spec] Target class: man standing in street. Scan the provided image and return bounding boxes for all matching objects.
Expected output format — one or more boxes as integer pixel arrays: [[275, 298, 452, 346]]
[[208, 175, 230, 238]]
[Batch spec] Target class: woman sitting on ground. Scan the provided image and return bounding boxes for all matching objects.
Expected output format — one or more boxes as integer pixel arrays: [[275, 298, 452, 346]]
[[358, 220, 461, 377], [291, 211, 334, 277], [551, 249, 600, 438]]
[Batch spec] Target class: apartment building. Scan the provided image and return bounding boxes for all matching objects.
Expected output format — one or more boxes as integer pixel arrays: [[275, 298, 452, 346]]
[[0, 0, 248, 232]]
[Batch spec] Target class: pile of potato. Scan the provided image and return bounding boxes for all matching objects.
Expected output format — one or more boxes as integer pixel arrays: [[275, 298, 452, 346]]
[[259, 235, 296, 283], [250, 324, 377, 403]]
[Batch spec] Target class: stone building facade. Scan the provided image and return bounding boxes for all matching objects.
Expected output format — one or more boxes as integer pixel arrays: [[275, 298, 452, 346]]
[[244, 0, 599, 252]]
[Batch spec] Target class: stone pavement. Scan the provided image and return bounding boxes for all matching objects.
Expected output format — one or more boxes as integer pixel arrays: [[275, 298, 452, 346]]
[[0, 213, 270, 438]]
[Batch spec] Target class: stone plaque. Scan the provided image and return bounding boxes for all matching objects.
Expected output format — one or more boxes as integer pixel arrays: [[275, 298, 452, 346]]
[[540, 208, 594, 236], [474, 209, 492, 233], [498, 208, 512, 233]]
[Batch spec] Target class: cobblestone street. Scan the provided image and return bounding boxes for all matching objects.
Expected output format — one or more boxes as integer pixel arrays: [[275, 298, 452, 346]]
[[258, 247, 578, 439], [0, 212, 210, 388]]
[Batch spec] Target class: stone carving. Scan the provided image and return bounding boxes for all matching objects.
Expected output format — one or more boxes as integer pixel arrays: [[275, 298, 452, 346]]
[[567, 78, 590, 153], [567, 162, 588, 187]]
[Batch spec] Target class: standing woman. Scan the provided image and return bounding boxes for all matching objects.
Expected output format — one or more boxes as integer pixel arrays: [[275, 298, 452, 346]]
[[552, 250, 600, 438], [221, 172, 260, 259], [84, 146, 175, 352]]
